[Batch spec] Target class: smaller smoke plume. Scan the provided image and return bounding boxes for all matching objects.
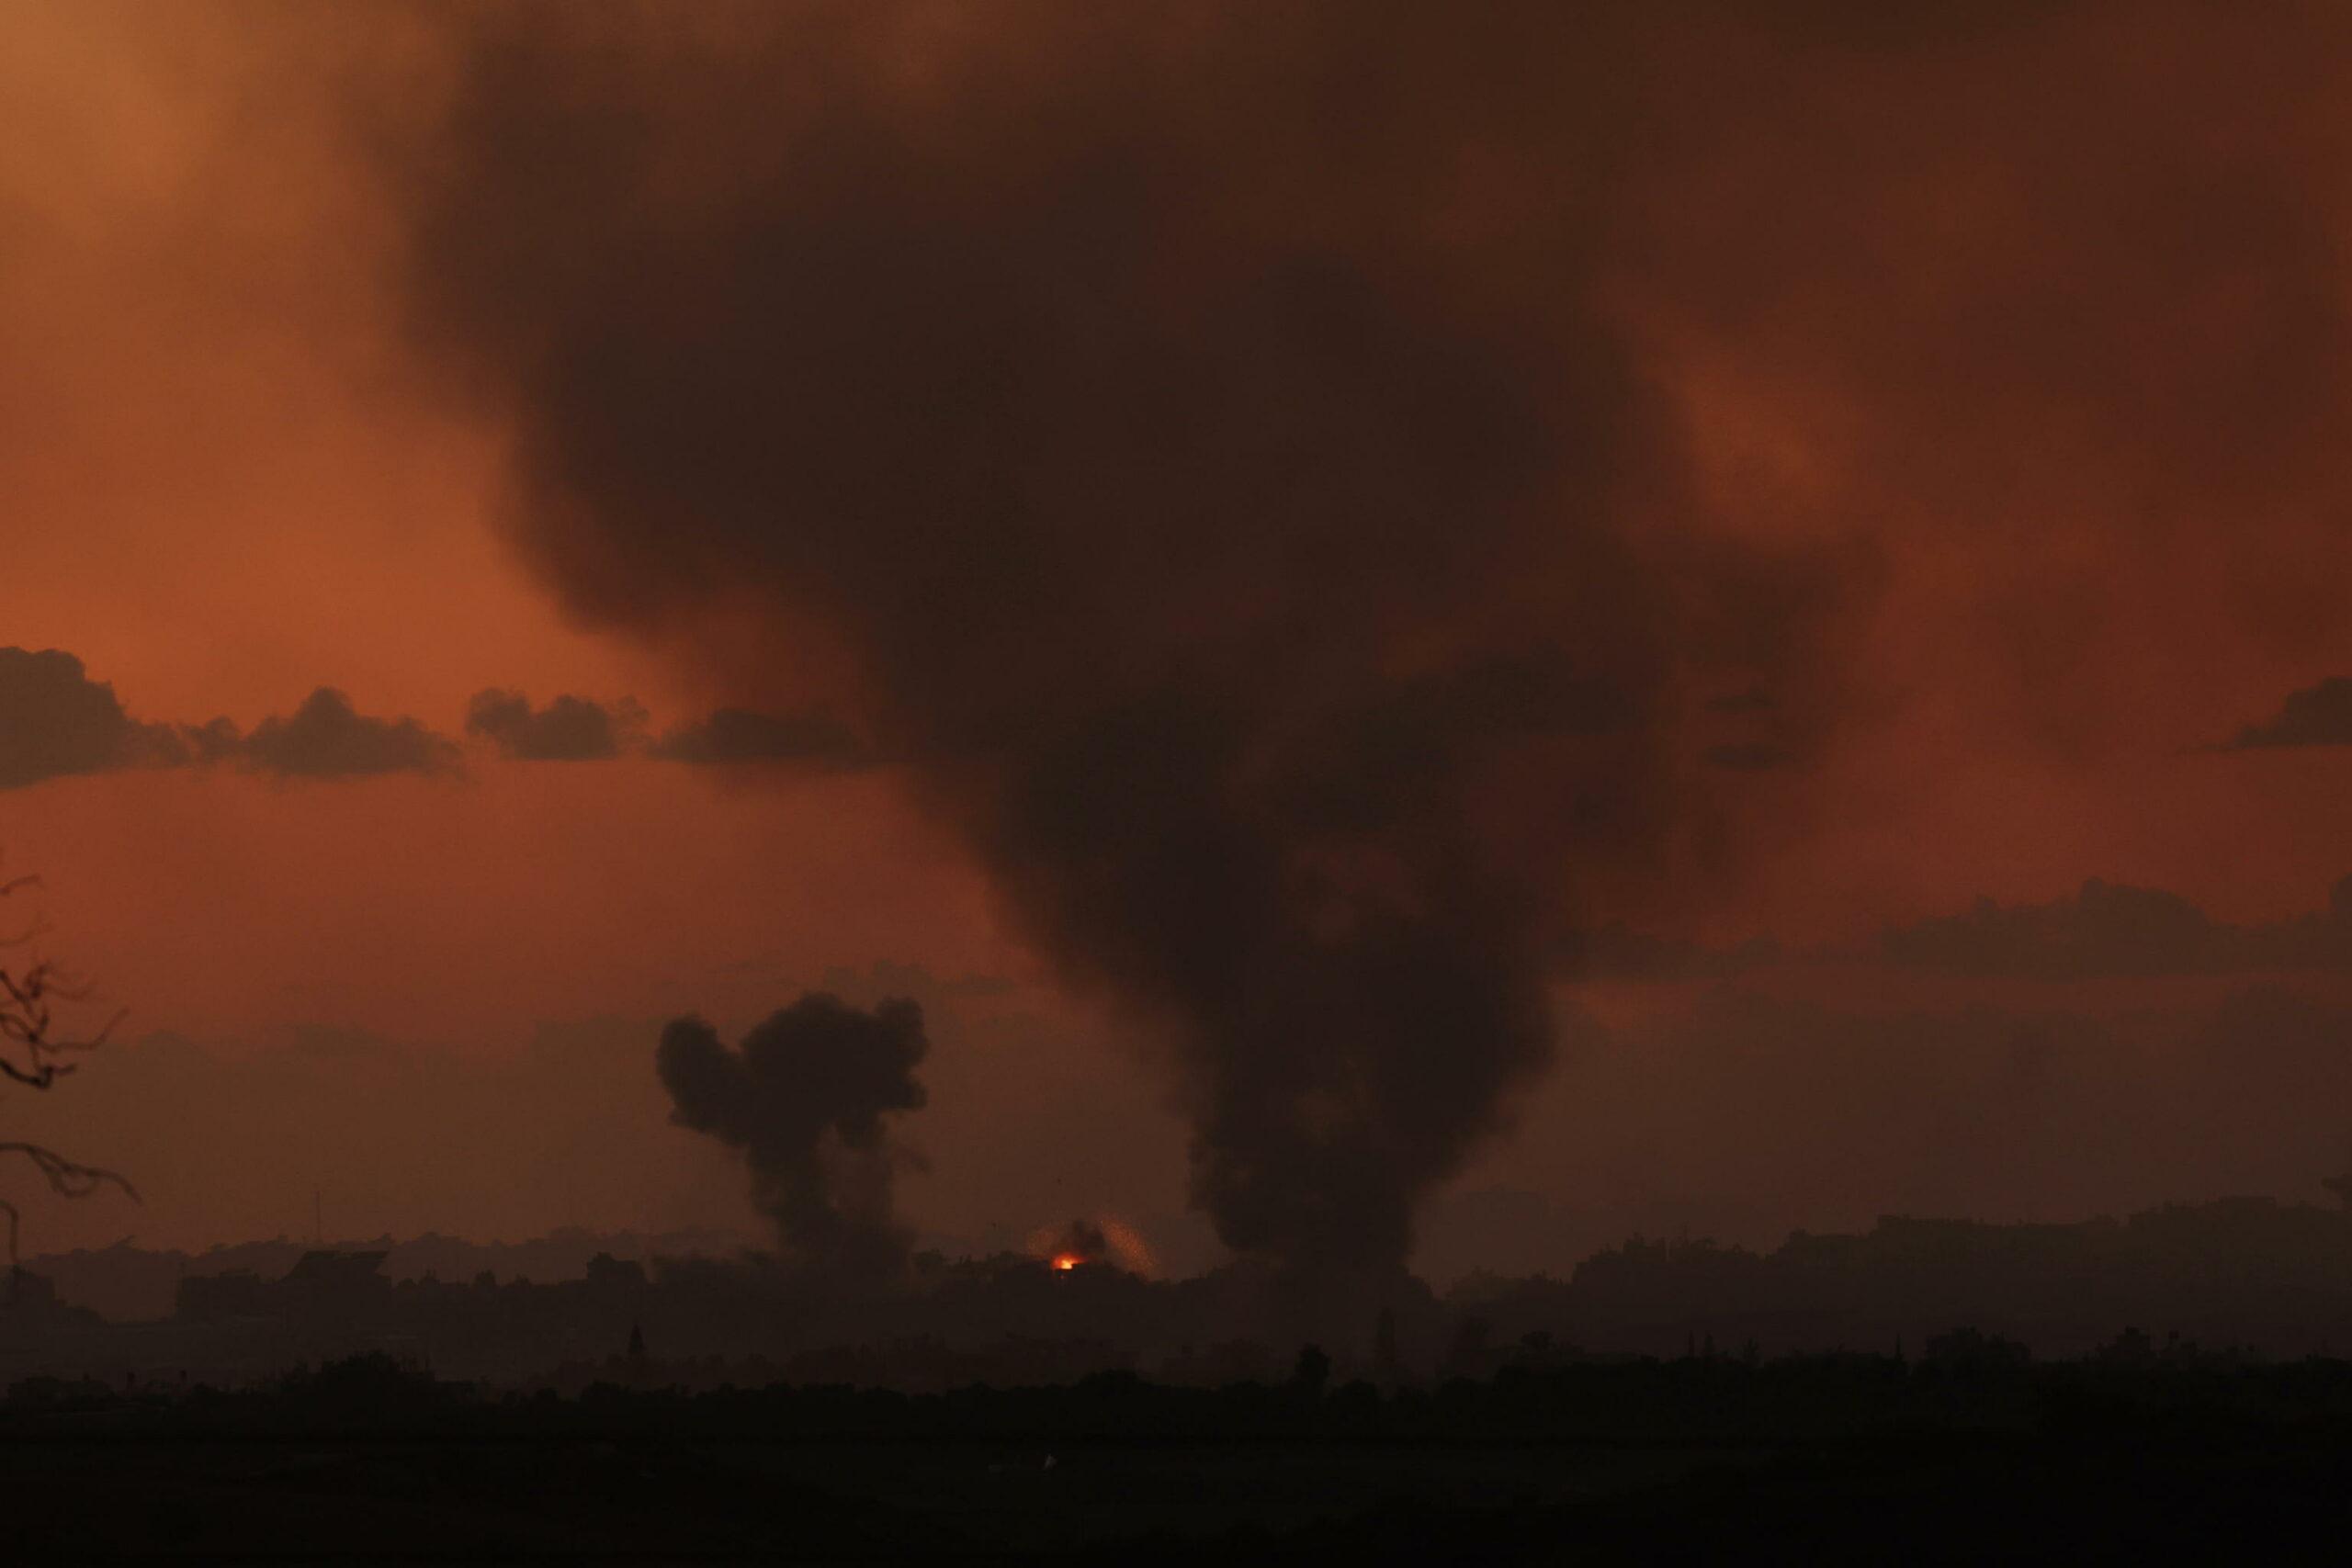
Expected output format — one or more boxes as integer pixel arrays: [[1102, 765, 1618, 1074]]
[[655, 993, 928, 1275]]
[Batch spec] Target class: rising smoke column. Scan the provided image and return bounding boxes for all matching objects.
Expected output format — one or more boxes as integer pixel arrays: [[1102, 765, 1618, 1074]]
[[389, 3, 1870, 1281], [657, 995, 929, 1274]]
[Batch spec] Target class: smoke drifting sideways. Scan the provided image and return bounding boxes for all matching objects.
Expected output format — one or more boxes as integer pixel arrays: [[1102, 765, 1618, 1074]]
[[656, 995, 929, 1278], [384, 2, 1864, 1287]]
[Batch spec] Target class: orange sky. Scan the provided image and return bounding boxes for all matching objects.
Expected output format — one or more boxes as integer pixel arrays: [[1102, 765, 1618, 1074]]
[[8, 4, 2352, 1269], [0, 6, 1058, 1252], [0, 5, 1023, 1043]]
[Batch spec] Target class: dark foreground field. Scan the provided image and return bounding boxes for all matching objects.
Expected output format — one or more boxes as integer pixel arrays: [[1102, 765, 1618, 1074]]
[[11, 1433, 2352, 1562], [10, 1353, 2352, 1561]]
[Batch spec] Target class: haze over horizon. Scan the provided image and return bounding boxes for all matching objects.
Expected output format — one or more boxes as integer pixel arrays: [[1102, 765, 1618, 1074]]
[[9, 2, 2352, 1284]]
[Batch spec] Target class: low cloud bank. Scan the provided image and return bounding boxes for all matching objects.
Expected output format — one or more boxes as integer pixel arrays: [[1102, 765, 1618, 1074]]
[[0, 649, 870, 790], [465, 689, 646, 761], [1560, 874, 2352, 983], [0, 648, 459, 787]]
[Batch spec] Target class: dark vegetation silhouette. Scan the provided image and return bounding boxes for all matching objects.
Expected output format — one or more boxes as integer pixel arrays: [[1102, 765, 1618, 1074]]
[[0, 858, 134, 1272], [19, 1194, 2352, 1390], [12, 1152, 2352, 1556], [12, 1334, 2352, 1559]]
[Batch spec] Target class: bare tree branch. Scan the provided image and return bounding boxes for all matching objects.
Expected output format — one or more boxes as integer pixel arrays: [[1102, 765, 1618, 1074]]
[[0, 957, 127, 1086], [0, 871, 45, 949], [0, 862, 137, 1275], [0, 1143, 139, 1201], [0, 1144, 139, 1268]]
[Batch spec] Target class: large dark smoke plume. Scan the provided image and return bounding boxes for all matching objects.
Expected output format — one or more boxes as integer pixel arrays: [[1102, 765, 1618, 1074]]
[[657, 995, 929, 1275], [386, 2, 1865, 1282], [377, 0, 2352, 1280]]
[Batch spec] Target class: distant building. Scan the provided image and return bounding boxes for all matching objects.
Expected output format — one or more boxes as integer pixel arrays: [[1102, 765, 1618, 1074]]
[[2324, 1154, 2352, 1211], [586, 1253, 650, 1291], [6, 1269, 58, 1312], [175, 1270, 270, 1322], [176, 1250, 389, 1324], [284, 1249, 390, 1289], [1, 1269, 103, 1336]]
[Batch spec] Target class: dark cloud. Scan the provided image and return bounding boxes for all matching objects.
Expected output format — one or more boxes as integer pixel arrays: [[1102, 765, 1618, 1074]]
[[173, 717, 247, 766], [650, 706, 868, 769], [237, 688, 459, 779], [0, 648, 876, 788], [1558, 874, 2352, 983], [1878, 877, 2222, 978], [2224, 678, 2352, 750], [1871, 874, 2352, 979], [462, 689, 868, 767], [0, 647, 460, 787], [466, 687, 644, 761], [656, 993, 929, 1276], [0, 647, 180, 790], [0, 651, 460, 788]]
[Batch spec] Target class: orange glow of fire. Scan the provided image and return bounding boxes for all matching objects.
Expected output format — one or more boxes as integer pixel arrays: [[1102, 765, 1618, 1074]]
[[1051, 1253, 1082, 1272]]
